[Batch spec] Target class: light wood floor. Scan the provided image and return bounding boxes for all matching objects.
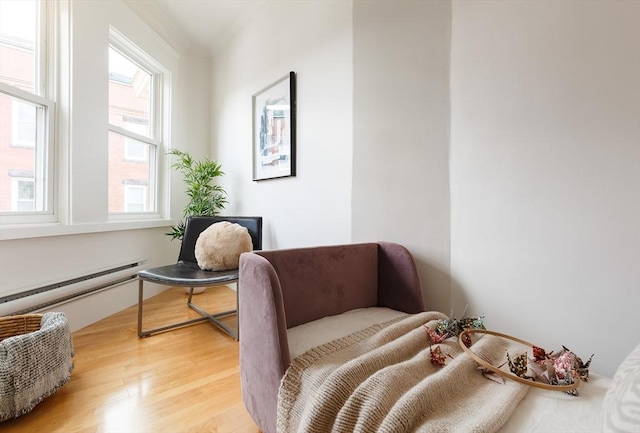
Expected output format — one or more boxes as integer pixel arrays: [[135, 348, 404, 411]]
[[2, 286, 262, 433]]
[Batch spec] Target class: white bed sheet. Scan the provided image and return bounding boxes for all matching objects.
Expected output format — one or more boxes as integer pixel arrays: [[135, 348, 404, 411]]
[[498, 373, 611, 433], [287, 308, 612, 432], [287, 307, 408, 359]]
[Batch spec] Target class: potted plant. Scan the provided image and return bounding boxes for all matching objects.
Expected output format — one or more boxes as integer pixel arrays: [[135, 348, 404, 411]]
[[167, 148, 227, 241]]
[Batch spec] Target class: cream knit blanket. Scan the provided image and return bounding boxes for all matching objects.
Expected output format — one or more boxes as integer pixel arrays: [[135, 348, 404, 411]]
[[277, 311, 528, 433]]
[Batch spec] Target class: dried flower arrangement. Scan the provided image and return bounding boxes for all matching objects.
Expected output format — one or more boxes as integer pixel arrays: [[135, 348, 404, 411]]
[[423, 308, 486, 367], [422, 309, 594, 396], [459, 328, 594, 396], [503, 344, 593, 395]]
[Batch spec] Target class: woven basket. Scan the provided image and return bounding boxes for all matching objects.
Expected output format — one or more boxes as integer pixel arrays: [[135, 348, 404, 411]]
[[0, 314, 43, 342]]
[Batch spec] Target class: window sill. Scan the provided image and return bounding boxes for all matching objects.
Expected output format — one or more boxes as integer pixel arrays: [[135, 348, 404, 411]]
[[0, 219, 175, 241]]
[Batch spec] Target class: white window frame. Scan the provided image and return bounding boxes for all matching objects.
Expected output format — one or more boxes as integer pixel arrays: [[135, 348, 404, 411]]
[[0, 0, 56, 224], [108, 28, 167, 220]]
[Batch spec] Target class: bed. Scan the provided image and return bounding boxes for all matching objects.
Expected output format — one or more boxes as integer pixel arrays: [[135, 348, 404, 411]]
[[286, 307, 638, 433], [238, 243, 639, 433]]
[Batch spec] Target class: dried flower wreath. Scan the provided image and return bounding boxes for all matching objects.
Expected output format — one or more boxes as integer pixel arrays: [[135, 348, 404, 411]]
[[459, 329, 594, 396], [422, 310, 594, 396]]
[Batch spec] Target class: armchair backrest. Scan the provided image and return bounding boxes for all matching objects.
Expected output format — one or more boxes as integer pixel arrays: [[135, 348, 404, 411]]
[[254, 243, 379, 328], [178, 216, 263, 264]]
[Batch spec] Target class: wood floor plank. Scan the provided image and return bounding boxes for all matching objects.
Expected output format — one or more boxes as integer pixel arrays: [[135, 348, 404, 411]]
[[1, 286, 262, 433]]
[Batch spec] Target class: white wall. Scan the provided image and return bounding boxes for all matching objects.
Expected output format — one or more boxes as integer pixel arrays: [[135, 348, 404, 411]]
[[212, 1, 452, 314], [0, 227, 177, 330], [0, 0, 211, 331], [171, 51, 213, 217], [352, 0, 451, 314], [450, 0, 640, 376], [210, 0, 353, 249]]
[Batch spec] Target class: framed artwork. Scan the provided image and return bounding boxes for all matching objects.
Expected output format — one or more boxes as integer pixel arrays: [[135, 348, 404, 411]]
[[252, 71, 296, 181]]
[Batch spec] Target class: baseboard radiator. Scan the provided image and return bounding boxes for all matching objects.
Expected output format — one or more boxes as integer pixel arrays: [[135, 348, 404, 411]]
[[0, 260, 146, 316]]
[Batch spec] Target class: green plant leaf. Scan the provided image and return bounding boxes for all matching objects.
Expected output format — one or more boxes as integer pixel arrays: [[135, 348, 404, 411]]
[[167, 149, 227, 241]]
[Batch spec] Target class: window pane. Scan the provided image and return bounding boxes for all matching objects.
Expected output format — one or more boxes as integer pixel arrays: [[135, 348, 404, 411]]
[[14, 99, 36, 146], [18, 179, 34, 200], [109, 48, 152, 138], [0, 0, 37, 94], [16, 179, 35, 211], [124, 138, 147, 161], [124, 186, 145, 212], [108, 131, 153, 213], [0, 92, 45, 212]]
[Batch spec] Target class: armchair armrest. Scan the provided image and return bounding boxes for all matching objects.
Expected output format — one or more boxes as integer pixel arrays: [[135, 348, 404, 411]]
[[377, 241, 425, 313], [239, 252, 289, 433]]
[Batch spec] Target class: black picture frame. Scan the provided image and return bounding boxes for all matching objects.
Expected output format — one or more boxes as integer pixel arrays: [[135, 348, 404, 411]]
[[252, 71, 296, 181]]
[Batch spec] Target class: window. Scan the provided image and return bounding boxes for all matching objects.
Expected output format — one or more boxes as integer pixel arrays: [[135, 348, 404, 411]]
[[0, 0, 54, 219], [123, 116, 149, 162], [11, 177, 35, 211], [12, 99, 36, 147], [108, 30, 166, 216], [125, 138, 148, 162], [124, 184, 147, 212]]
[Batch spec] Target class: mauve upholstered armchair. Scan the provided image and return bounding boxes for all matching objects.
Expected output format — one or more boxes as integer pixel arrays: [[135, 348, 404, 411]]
[[238, 242, 425, 433]]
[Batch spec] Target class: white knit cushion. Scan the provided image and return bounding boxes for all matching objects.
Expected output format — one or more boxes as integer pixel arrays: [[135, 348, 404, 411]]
[[601, 343, 640, 432], [194, 221, 252, 271]]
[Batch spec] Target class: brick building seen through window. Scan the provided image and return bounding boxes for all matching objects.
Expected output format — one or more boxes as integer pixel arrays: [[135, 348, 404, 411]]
[[0, 31, 157, 214]]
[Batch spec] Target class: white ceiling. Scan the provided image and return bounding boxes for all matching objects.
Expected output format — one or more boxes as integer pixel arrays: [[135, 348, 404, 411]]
[[130, 0, 267, 56]]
